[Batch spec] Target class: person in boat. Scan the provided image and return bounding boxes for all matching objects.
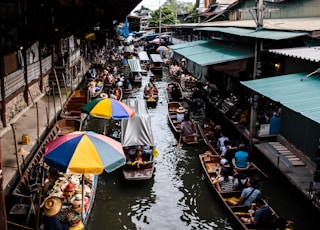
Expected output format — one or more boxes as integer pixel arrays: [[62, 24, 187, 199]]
[[240, 198, 273, 228], [212, 159, 234, 192], [142, 146, 153, 162], [224, 141, 238, 165], [233, 173, 250, 191], [43, 197, 69, 230], [232, 144, 251, 169], [176, 106, 186, 123], [226, 179, 261, 208], [217, 131, 229, 153], [88, 81, 98, 97], [171, 85, 181, 101], [180, 113, 198, 141]]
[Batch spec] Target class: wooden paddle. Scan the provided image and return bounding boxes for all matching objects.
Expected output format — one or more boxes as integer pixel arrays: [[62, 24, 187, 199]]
[[177, 134, 182, 148]]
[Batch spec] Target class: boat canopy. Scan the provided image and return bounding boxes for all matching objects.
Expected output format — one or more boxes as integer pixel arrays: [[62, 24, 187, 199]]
[[121, 99, 155, 147], [150, 54, 163, 63], [128, 59, 142, 72]]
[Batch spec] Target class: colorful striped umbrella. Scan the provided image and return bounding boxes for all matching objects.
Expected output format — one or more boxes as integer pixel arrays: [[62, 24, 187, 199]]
[[80, 98, 135, 119], [44, 131, 125, 174]]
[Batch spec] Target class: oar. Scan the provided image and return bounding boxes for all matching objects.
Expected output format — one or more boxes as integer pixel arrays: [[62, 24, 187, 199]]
[[177, 133, 182, 149]]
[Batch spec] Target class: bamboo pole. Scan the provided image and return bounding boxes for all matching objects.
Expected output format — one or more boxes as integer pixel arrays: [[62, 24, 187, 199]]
[[11, 123, 22, 177]]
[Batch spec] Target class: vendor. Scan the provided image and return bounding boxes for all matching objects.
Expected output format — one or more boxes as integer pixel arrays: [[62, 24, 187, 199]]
[[43, 197, 69, 230]]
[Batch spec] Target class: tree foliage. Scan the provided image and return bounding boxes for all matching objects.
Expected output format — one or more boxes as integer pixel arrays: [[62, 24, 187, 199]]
[[163, 0, 194, 14], [133, 5, 150, 16], [148, 6, 178, 27]]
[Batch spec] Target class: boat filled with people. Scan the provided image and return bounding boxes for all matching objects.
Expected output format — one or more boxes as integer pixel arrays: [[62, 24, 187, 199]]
[[121, 99, 157, 180]]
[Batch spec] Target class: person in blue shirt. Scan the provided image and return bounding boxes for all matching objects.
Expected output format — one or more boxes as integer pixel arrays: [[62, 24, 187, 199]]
[[232, 144, 250, 169], [240, 198, 273, 228]]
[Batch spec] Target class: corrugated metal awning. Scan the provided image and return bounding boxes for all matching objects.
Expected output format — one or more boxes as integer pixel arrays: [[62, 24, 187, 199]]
[[268, 46, 320, 62], [150, 54, 163, 63], [128, 59, 142, 72], [138, 51, 149, 61], [168, 39, 254, 66], [241, 72, 320, 123], [195, 27, 308, 40]]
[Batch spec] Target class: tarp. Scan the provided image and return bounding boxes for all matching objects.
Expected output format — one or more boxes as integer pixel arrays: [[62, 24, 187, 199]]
[[121, 99, 155, 147], [150, 54, 163, 63], [138, 51, 150, 61], [241, 72, 320, 124], [128, 59, 142, 72]]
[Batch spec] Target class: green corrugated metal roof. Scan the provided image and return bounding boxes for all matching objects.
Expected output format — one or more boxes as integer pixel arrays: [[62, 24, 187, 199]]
[[128, 59, 142, 72], [169, 39, 254, 66], [241, 73, 320, 123], [195, 27, 307, 40], [168, 39, 211, 50]]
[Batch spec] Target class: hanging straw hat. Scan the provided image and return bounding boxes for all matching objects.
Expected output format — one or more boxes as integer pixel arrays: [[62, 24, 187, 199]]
[[176, 107, 186, 113], [43, 197, 62, 217], [17, 147, 30, 156], [100, 93, 109, 98]]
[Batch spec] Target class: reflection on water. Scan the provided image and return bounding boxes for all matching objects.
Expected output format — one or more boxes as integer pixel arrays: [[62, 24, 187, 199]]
[[86, 70, 315, 230]]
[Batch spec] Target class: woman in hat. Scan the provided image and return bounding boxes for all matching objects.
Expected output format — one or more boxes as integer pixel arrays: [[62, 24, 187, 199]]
[[43, 197, 69, 230], [176, 106, 185, 123]]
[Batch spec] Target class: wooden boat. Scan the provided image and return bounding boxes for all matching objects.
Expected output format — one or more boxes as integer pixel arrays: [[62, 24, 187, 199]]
[[169, 64, 183, 80], [166, 81, 183, 102], [197, 121, 267, 177], [105, 87, 123, 101], [60, 90, 88, 120], [167, 102, 199, 145], [88, 80, 104, 99], [121, 99, 156, 180], [199, 152, 278, 230], [143, 82, 158, 106], [9, 119, 98, 228]]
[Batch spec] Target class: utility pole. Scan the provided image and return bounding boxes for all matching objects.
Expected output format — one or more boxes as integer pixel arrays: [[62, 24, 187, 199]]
[[159, 0, 162, 36]]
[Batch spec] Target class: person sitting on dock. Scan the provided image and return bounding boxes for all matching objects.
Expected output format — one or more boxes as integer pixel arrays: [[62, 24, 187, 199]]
[[240, 198, 273, 228], [226, 179, 261, 208], [232, 144, 251, 169]]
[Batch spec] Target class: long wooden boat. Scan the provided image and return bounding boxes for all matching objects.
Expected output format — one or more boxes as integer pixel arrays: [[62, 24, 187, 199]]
[[169, 64, 183, 81], [9, 119, 98, 229], [121, 99, 156, 180], [88, 80, 104, 99], [197, 121, 267, 177], [199, 152, 278, 230], [167, 102, 199, 145], [166, 81, 183, 102], [60, 90, 88, 120], [143, 82, 158, 106]]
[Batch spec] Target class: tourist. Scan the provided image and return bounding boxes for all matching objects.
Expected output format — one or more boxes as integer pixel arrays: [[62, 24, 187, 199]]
[[240, 198, 273, 228], [212, 159, 234, 192], [232, 144, 251, 169], [226, 179, 261, 208], [217, 132, 229, 153]]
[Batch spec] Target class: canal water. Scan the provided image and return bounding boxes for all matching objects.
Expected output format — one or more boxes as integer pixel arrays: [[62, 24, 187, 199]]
[[85, 69, 317, 230]]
